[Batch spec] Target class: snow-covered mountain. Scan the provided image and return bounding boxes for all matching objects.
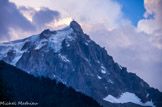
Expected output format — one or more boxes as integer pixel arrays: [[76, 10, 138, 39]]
[[0, 21, 161, 107]]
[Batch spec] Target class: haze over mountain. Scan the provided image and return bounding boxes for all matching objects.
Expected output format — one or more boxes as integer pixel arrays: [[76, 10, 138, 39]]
[[0, 21, 161, 107]]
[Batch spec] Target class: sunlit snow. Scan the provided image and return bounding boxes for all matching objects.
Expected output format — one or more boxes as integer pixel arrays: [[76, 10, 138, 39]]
[[48, 26, 74, 52], [103, 92, 155, 107]]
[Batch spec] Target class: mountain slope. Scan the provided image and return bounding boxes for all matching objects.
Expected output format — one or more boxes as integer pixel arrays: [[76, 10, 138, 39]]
[[0, 21, 162, 107], [0, 60, 102, 107]]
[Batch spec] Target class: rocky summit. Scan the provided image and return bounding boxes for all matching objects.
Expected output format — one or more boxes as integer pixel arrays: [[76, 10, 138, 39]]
[[0, 21, 161, 107]]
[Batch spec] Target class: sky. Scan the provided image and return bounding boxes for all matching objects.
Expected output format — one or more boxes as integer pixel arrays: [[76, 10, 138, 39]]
[[0, 0, 162, 91]]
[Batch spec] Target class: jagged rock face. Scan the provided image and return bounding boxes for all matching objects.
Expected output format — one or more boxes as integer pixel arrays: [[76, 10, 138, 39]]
[[0, 21, 161, 107]]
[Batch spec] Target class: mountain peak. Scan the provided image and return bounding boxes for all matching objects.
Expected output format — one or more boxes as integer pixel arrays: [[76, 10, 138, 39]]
[[40, 29, 50, 37], [39, 29, 57, 39], [0, 21, 161, 107], [70, 20, 83, 34]]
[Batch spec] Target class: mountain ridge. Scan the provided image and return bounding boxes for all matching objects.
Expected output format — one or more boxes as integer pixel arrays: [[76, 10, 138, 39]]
[[0, 21, 161, 107]]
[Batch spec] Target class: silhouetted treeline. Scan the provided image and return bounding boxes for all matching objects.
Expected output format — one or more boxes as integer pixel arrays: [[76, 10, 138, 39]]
[[0, 61, 102, 107]]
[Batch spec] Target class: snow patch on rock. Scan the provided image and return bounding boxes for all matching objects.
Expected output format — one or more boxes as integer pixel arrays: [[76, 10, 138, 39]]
[[146, 93, 149, 98], [97, 75, 102, 79], [118, 64, 122, 69], [59, 54, 70, 62], [48, 27, 73, 52], [101, 65, 106, 73], [108, 79, 113, 84], [85, 42, 88, 45], [11, 55, 22, 65], [0, 41, 28, 65], [103, 92, 155, 107], [35, 39, 48, 50]]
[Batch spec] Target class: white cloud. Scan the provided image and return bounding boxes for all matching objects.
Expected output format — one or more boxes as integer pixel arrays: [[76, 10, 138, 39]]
[[19, 6, 36, 22], [46, 17, 73, 30], [137, 0, 162, 49], [10, 0, 130, 30]]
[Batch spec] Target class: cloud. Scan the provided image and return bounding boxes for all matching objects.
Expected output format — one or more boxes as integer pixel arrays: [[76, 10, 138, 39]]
[[55, 0, 132, 29], [137, 0, 162, 49], [18, 6, 37, 22], [0, 0, 60, 42], [19, 6, 61, 30], [10, 0, 131, 30], [32, 7, 60, 29], [0, 0, 35, 41]]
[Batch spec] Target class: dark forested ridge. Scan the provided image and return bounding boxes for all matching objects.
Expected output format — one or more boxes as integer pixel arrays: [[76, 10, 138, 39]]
[[0, 60, 102, 107], [0, 64, 11, 102]]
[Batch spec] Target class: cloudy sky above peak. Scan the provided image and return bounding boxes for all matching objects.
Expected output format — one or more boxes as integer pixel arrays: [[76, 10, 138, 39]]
[[0, 0, 162, 91]]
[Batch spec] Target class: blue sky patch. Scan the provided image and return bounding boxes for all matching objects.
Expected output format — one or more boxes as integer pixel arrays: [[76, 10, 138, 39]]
[[115, 0, 146, 26]]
